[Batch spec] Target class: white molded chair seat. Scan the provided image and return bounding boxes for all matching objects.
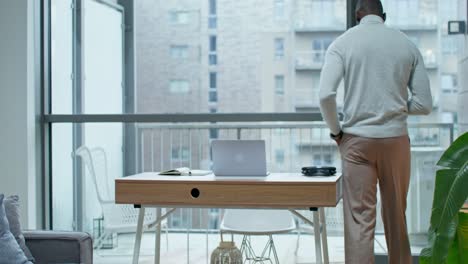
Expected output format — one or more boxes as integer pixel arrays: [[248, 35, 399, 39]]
[[220, 209, 296, 235], [220, 209, 296, 263]]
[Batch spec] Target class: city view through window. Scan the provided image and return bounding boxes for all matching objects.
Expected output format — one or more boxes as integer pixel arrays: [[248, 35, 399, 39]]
[[49, 0, 465, 261]]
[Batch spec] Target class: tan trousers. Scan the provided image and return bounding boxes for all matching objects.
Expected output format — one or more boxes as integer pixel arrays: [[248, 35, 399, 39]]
[[339, 134, 412, 264]]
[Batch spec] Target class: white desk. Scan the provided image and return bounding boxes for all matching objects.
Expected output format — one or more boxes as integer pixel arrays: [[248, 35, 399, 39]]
[[116, 172, 342, 264]]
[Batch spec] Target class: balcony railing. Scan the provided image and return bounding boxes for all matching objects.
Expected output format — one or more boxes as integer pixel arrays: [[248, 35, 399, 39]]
[[294, 19, 345, 33], [295, 50, 437, 70], [135, 121, 454, 233], [295, 51, 325, 70]]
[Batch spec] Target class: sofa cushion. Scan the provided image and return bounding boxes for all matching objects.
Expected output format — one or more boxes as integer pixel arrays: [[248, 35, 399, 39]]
[[4, 195, 35, 262], [0, 194, 32, 264]]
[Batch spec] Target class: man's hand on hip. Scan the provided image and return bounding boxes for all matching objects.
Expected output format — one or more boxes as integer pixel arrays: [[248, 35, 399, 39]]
[[330, 130, 344, 146]]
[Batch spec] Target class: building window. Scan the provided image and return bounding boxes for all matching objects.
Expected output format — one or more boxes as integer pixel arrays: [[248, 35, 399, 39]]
[[209, 35, 217, 65], [441, 74, 458, 94], [274, 38, 284, 59], [169, 11, 189, 24], [209, 54, 218, 65], [442, 36, 458, 55], [208, 0, 217, 28], [210, 128, 219, 139], [274, 0, 285, 19], [209, 91, 218, 102], [312, 39, 332, 63], [209, 16, 217, 29], [170, 45, 189, 59], [170, 80, 190, 93], [275, 149, 285, 164], [171, 146, 190, 161], [210, 72, 217, 89], [209, 36, 217, 52], [324, 154, 332, 165], [275, 75, 284, 95], [209, 0, 216, 15]]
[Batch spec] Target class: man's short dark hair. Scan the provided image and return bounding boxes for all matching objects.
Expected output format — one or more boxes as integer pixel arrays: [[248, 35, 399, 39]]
[[355, 0, 384, 15]]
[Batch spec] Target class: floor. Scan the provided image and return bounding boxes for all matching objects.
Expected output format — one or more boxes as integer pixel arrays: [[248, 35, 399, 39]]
[[93, 232, 425, 264]]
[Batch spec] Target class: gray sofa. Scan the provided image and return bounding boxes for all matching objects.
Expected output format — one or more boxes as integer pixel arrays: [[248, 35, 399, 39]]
[[24, 230, 93, 264]]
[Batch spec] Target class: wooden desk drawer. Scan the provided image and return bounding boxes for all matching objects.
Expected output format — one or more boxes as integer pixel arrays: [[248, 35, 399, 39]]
[[116, 180, 341, 208]]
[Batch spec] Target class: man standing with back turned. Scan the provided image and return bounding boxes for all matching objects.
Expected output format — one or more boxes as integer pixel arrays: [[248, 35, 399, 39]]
[[319, 0, 432, 263]]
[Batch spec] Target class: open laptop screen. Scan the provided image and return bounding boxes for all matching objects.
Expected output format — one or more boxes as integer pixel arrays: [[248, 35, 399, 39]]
[[211, 140, 268, 176]]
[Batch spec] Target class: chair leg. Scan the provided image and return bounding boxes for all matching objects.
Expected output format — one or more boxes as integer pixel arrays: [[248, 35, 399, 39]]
[[240, 235, 257, 264], [269, 236, 280, 264], [294, 227, 301, 257], [258, 235, 279, 264]]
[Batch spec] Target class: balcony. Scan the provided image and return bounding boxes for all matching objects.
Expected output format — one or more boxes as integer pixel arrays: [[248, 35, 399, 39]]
[[386, 16, 438, 31], [294, 20, 345, 33], [295, 51, 325, 71], [295, 50, 437, 70]]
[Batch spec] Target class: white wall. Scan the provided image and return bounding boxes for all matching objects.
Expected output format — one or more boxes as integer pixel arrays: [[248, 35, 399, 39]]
[[0, 0, 39, 228]]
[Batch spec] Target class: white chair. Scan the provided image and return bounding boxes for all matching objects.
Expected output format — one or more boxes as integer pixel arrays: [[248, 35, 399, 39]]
[[75, 146, 169, 250], [220, 209, 296, 263]]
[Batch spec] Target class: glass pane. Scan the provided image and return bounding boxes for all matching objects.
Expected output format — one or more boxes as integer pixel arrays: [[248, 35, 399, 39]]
[[82, 123, 123, 233], [51, 0, 73, 114], [51, 0, 73, 230], [52, 123, 74, 230], [134, 0, 347, 113], [84, 0, 123, 114]]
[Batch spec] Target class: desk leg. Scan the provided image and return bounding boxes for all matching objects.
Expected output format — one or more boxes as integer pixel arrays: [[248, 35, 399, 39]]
[[133, 207, 145, 264], [319, 207, 329, 264], [154, 208, 162, 264], [313, 211, 323, 264]]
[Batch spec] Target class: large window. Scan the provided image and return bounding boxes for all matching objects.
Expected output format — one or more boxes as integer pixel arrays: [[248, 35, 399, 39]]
[[45, 0, 461, 261]]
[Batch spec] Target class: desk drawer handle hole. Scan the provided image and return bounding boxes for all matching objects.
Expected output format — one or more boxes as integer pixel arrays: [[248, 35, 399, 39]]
[[191, 188, 200, 198]]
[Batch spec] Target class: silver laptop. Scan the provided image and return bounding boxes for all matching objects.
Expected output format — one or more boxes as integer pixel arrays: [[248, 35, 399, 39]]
[[211, 140, 268, 176]]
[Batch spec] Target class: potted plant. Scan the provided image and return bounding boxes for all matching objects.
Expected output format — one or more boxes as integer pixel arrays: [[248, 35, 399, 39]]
[[420, 132, 468, 264]]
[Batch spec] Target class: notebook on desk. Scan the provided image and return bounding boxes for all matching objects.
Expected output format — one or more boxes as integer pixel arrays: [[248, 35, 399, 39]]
[[211, 140, 269, 177]]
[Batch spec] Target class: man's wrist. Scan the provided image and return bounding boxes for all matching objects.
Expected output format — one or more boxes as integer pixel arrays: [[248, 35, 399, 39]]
[[330, 130, 343, 140]]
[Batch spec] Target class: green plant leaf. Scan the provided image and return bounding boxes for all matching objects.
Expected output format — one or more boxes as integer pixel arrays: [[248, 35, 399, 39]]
[[419, 248, 431, 264], [433, 217, 459, 264], [429, 169, 458, 229], [437, 132, 468, 169], [421, 139, 468, 264], [437, 163, 468, 232], [421, 216, 459, 264]]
